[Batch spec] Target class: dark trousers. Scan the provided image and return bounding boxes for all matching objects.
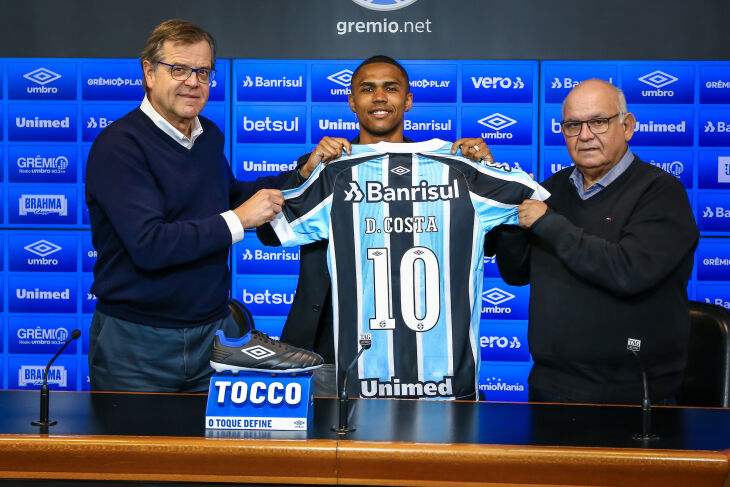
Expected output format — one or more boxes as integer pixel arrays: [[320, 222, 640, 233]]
[[529, 385, 678, 406]]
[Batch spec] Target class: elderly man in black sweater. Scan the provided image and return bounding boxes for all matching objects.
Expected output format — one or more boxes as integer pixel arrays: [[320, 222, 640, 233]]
[[488, 79, 699, 404]]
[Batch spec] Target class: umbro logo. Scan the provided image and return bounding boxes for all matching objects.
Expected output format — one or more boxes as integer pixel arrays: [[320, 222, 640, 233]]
[[24, 68, 61, 86], [478, 113, 517, 131], [24, 240, 62, 257], [241, 345, 276, 360], [327, 69, 353, 87], [638, 70, 678, 89], [482, 287, 515, 305], [391, 166, 410, 175], [343, 182, 364, 202]]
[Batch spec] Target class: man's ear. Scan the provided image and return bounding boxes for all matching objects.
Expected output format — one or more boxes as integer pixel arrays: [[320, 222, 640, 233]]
[[348, 93, 356, 113], [404, 91, 413, 112], [622, 112, 635, 142]]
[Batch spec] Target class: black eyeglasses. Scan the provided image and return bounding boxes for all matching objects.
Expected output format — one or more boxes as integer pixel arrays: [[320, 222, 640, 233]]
[[560, 113, 621, 137], [157, 62, 216, 84]]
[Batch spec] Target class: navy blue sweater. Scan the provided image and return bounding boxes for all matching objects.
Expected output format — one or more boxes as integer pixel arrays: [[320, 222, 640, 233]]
[[85, 108, 291, 327]]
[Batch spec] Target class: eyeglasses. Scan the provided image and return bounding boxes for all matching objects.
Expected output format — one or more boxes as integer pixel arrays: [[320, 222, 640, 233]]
[[157, 62, 216, 84], [560, 113, 622, 137]]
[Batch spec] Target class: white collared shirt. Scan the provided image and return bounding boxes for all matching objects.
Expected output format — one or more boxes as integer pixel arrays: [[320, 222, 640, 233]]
[[139, 96, 244, 243]]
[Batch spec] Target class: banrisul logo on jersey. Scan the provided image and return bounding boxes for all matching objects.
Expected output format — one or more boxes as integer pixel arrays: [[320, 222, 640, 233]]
[[700, 108, 730, 147], [235, 276, 297, 316], [8, 186, 77, 225], [8, 145, 76, 183], [82, 61, 144, 100], [9, 317, 77, 354], [82, 103, 137, 142], [696, 240, 730, 280], [462, 63, 535, 103], [403, 106, 456, 141], [480, 281, 528, 320], [698, 151, 730, 189], [8, 234, 76, 272], [8, 62, 76, 100], [479, 365, 529, 401], [311, 64, 357, 102], [402, 63, 456, 102], [543, 63, 617, 104], [622, 65, 694, 104], [8, 104, 76, 142], [236, 147, 301, 182], [696, 284, 730, 311], [480, 323, 529, 362], [630, 107, 693, 146], [10, 357, 76, 390], [236, 63, 306, 102], [237, 105, 306, 143], [462, 107, 532, 146], [311, 105, 360, 143], [700, 65, 730, 104], [351, 0, 418, 10], [635, 149, 693, 188], [697, 193, 730, 233], [9, 275, 77, 313], [235, 235, 300, 276]]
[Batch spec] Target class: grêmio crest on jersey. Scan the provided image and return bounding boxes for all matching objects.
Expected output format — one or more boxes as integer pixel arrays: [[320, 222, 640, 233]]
[[268, 138, 549, 400]]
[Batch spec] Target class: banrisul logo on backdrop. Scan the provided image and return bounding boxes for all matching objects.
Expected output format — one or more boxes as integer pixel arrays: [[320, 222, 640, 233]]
[[351, 0, 418, 10], [9, 317, 77, 354], [630, 107, 693, 146], [635, 149, 693, 188], [697, 193, 730, 233], [480, 281, 528, 320], [8, 275, 77, 313], [696, 240, 730, 281], [8, 62, 76, 100], [236, 147, 301, 182], [8, 104, 76, 142], [235, 276, 297, 316], [237, 105, 306, 143], [480, 323, 529, 362], [311, 105, 360, 143], [462, 107, 532, 146], [8, 186, 77, 225], [622, 65, 694, 104], [82, 61, 144, 101], [700, 108, 730, 147], [543, 106, 566, 147], [8, 145, 77, 183], [236, 62, 306, 102], [9, 234, 76, 272], [462, 63, 535, 103], [82, 103, 137, 142], [403, 106, 456, 141], [235, 235, 300, 276], [543, 63, 617, 104], [402, 63, 456, 103], [698, 151, 730, 189], [700, 65, 730, 104], [311, 64, 357, 102], [696, 284, 730, 311]]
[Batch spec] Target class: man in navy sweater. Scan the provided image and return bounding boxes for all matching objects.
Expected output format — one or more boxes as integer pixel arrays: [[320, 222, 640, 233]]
[[85, 20, 321, 392], [488, 79, 699, 404]]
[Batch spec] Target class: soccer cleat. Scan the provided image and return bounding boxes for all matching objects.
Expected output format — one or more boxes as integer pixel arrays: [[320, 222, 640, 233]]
[[210, 330, 324, 374]]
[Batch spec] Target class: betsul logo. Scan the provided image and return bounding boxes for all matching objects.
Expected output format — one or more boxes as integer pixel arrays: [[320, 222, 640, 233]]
[[351, 0, 418, 10]]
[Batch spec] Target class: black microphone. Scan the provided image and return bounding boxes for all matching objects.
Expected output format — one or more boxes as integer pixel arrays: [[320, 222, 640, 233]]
[[332, 333, 371, 434], [627, 338, 658, 441], [31, 329, 81, 427]]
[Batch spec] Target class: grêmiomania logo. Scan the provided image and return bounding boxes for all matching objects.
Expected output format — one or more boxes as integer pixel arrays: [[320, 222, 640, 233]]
[[351, 0, 418, 10]]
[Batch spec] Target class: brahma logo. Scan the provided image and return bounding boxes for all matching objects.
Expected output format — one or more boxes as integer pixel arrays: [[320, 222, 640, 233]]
[[18, 194, 68, 216], [19, 365, 67, 387], [351, 0, 418, 10], [327, 69, 353, 95], [23, 68, 61, 93]]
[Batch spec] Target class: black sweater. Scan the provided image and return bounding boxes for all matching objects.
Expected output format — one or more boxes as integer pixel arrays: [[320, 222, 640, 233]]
[[489, 156, 699, 403]]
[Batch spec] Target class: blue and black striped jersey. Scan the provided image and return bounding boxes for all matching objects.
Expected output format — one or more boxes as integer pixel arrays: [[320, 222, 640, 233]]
[[270, 139, 549, 399]]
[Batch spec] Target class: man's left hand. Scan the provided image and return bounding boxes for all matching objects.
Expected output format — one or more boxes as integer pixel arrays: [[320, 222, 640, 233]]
[[518, 199, 548, 229], [451, 138, 494, 163]]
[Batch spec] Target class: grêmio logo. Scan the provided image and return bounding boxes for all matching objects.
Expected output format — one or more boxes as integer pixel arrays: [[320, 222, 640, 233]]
[[19, 194, 68, 216]]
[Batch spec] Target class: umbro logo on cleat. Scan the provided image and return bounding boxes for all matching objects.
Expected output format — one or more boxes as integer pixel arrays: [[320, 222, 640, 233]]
[[241, 345, 276, 360]]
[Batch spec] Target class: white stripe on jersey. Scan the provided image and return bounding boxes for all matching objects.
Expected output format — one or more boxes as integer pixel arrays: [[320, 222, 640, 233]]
[[383, 159, 395, 382], [413, 154, 424, 383], [330, 211, 341, 395], [442, 163, 455, 382], [352, 164, 365, 381], [470, 193, 518, 209], [469, 216, 481, 396]]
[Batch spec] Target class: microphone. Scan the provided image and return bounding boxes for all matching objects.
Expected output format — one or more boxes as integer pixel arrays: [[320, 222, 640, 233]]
[[31, 329, 81, 427], [627, 338, 658, 441], [332, 333, 371, 434]]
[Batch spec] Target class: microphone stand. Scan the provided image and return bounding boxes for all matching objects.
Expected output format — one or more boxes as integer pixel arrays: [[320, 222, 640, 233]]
[[31, 330, 81, 427], [630, 350, 658, 441], [332, 334, 371, 434]]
